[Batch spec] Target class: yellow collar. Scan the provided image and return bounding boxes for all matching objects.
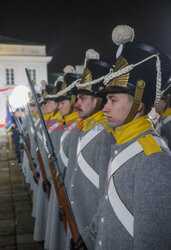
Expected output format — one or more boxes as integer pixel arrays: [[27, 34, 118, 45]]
[[82, 110, 112, 132], [33, 112, 61, 121], [113, 115, 154, 145], [43, 112, 54, 120], [50, 110, 63, 121], [64, 111, 79, 124], [33, 112, 39, 118], [162, 108, 171, 118]]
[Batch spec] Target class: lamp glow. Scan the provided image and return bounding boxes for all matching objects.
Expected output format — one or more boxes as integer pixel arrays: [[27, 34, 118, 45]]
[[8, 85, 30, 110]]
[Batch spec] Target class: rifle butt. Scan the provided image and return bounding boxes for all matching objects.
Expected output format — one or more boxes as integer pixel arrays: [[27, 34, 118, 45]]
[[36, 148, 51, 199], [49, 165, 68, 233], [24, 143, 39, 185]]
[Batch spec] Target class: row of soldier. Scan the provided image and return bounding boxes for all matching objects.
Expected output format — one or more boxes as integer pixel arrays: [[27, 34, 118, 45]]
[[15, 25, 171, 249]]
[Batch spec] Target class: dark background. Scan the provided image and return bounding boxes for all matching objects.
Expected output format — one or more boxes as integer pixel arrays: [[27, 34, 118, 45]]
[[1, 0, 171, 73]]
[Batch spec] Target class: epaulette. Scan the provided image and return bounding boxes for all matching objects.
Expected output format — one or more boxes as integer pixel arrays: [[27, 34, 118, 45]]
[[137, 134, 162, 156]]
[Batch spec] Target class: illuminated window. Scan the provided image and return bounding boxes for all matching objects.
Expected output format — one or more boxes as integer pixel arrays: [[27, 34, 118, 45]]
[[28, 69, 37, 84], [6, 68, 15, 85]]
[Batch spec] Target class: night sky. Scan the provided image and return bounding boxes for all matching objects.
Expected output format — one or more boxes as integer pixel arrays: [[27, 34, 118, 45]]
[[1, 0, 171, 73]]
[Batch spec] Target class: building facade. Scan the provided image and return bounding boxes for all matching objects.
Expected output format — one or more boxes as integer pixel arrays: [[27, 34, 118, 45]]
[[0, 36, 52, 127], [0, 36, 52, 88]]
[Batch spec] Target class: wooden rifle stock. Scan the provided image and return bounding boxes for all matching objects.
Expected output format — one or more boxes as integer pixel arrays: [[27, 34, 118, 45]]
[[27, 105, 50, 198], [56, 174, 80, 244], [23, 143, 39, 184], [49, 161, 67, 234], [36, 147, 51, 199], [26, 133, 31, 150], [48, 156, 80, 244]]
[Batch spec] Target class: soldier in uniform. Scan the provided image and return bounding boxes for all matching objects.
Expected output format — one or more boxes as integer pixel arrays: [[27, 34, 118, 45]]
[[30, 90, 49, 220], [45, 50, 101, 250], [44, 69, 81, 250], [80, 25, 171, 250], [11, 108, 23, 166], [33, 79, 63, 242], [23, 93, 41, 191], [155, 82, 171, 150], [64, 58, 115, 250]]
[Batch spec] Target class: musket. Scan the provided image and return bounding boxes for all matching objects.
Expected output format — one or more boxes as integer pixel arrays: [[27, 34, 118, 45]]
[[25, 68, 81, 244], [8, 102, 39, 184], [16, 113, 39, 185], [25, 132, 31, 150], [27, 104, 51, 199], [18, 108, 31, 150]]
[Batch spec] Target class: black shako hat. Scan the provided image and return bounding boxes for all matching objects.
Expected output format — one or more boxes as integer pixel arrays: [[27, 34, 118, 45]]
[[96, 24, 171, 123], [57, 73, 81, 101], [161, 78, 171, 108], [42, 75, 64, 102], [43, 83, 61, 102], [28, 92, 41, 106], [75, 59, 111, 96], [97, 42, 171, 110], [161, 78, 171, 100]]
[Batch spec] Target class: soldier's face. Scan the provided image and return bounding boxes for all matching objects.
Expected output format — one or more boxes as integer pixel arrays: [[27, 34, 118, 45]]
[[45, 100, 58, 113], [74, 94, 97, 118], [41, 103, 47, 114], [103, 93, 133, 126], [58, 100, 71, 117], [30, 105, 37, 114]]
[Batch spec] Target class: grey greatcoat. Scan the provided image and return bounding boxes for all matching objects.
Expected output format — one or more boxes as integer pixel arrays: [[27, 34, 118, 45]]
[[31, 117, 42, 218], [64, 123, 115, 250], [33, 118, 60, 242], [21, 114, 30, 176], [23, 115, 37, 189], [33, 117, 50, 241], [44, 122, 66, 249], [44, 121, 79, 250], [85, 130, 171, 250], [156, 114, 171, 150]]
